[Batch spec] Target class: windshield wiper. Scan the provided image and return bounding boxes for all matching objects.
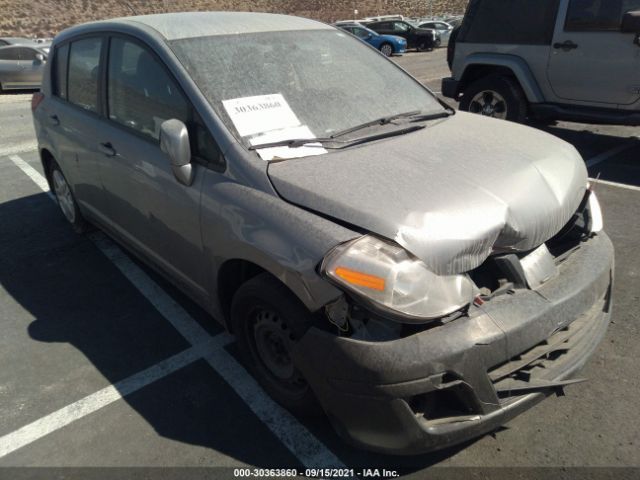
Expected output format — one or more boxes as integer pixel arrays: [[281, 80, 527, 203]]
[[249, 110, 451, 151]]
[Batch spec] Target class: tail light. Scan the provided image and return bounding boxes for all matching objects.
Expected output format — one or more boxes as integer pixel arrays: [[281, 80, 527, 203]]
[[31, 92, 45, 112]]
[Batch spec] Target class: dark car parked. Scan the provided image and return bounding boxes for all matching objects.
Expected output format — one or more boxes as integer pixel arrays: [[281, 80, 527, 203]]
[[364, 20, 439, 51]]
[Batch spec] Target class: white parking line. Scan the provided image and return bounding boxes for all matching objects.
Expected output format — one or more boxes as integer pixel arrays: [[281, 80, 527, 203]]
[[4, 154, 345, 469], [0, 346, 204, 458], [0, 142, 38, 158], [590, 177, 640, 193], [585, 138, 638, 168]]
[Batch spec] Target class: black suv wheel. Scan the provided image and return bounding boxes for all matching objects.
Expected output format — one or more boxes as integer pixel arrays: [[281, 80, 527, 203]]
[[459, 75, 528, 123]]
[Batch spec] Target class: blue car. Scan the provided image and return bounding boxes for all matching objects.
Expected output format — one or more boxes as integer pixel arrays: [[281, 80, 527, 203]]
[[336, 23, 407, 56]]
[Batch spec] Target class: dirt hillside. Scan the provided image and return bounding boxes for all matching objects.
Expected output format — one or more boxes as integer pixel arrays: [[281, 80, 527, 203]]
[[0, 0, 468, 37]]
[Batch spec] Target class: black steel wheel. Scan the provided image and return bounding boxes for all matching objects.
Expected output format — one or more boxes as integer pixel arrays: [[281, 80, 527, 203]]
[[231, 273, 321, 415]]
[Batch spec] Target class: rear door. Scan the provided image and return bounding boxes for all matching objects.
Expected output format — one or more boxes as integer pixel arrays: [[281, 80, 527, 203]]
[[98, 35, 220, 299], [43, 37, 108, 217], [547, 0, 640, 105]]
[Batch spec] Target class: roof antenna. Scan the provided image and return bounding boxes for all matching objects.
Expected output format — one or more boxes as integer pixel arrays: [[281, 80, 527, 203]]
[[120, 0, 139, 15]]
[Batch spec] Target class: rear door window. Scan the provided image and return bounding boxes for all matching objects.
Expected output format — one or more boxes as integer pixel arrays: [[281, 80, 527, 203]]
[[67, 37, 103, 112]]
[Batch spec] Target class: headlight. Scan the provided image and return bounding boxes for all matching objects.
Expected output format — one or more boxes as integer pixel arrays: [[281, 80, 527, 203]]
[[321, 235, 476, 322], [588, 190, 603, 232]]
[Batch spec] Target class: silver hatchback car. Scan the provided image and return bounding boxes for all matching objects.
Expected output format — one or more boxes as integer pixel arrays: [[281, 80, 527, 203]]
[[32, 12, 614, 455], [0, 43, 49, 91]]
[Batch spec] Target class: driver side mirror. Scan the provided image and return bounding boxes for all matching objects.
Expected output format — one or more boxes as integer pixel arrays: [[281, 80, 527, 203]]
[[160, 119, 194, 186], [35, 53, 45, 63], [621, 10, 640, 33]]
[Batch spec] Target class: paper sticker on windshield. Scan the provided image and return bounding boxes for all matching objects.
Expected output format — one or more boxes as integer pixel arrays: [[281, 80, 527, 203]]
[[250, 125, 327, 161], [222, 94, 300, 137]]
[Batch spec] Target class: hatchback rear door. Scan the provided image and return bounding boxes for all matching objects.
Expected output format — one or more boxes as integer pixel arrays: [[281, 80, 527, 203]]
[[547, 0, 640, 105], [41, 37, 108, 216]]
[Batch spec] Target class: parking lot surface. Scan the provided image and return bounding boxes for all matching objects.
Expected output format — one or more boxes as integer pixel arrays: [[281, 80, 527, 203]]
[[1, 49, 639, 478]]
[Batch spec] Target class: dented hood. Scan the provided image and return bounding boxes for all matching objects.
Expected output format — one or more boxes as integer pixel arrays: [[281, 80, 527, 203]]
[[267, 113, 587, 275]]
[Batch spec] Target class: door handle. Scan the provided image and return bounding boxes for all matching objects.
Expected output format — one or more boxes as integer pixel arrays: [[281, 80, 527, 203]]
[[553, 40, 578, 51], [98, 142, 117, 157], [48, 114, 60, 126]]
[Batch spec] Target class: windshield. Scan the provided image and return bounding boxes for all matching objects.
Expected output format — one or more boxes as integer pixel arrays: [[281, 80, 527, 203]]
[[169, 29, 444, 153]]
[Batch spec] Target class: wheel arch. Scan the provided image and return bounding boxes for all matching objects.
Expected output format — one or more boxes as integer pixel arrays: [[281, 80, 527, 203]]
[[39, 147, 56, 191], [216, 257, 328, 333], [457, 54, 544, 103]]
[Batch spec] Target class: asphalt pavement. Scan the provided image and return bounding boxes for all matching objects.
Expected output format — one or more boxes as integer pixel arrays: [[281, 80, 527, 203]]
[[0, 49, 639, 479]]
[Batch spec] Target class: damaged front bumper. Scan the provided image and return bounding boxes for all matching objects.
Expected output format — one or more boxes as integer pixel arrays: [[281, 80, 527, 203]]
[[292, 233, 614, 455]]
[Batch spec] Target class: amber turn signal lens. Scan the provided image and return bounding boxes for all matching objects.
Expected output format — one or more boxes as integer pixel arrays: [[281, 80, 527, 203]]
[[334, 267, 385, 291]]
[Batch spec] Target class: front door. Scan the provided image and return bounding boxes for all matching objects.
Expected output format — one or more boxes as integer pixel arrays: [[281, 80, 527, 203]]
[[98, 36, 213, 299], [16, 47, 45, 87], [547, 0, 640, 105]]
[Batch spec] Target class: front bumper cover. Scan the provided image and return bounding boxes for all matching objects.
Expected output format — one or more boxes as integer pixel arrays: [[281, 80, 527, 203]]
[[441, 76, 459, 99], [292, 233, 614, 455]]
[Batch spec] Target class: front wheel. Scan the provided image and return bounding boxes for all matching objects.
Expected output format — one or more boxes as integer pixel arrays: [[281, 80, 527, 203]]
[[459, 75, 528, 123], [417, 42, 432, 52], [231, 273, 321, 415], [380, 43, 394, 57]]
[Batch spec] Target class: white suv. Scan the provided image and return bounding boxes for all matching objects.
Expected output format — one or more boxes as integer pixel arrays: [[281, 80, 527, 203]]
[[443, 0, 640, 125]]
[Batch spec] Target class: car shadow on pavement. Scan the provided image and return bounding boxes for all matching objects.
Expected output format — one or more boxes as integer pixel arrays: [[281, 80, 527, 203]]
[[1, 191, 485, 470]]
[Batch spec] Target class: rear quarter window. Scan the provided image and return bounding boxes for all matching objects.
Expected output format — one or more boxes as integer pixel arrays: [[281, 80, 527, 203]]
[[0, 47, 20, 61], [460, 0, 560, 45]]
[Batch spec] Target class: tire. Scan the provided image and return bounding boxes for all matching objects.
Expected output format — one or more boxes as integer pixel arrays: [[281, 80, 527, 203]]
[[459, 75, 528, 123], [231, 273, 321, 415], [447, 26, 461, 70], [434, 38, 442, 48], [49, 159, 87, 233], [379, 43, 394, 57], [417, 40, 432, 52]]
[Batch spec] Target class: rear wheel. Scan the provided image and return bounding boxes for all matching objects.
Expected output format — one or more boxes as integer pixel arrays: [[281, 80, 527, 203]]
[[380, 43, 394, 57], [231, 273, 321, 415], [417, 40, 432, 52], [49, 160, 87, 233], [459, 75, 528, 123]]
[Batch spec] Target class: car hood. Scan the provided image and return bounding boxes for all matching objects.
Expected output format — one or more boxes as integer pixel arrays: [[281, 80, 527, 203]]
[[267, 112, 588, 275]]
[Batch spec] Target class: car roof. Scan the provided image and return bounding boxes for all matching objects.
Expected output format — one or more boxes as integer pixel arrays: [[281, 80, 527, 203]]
[[0, 37, 36, 44], [96, 12, 332, 41], [0, 43, 45, 50]]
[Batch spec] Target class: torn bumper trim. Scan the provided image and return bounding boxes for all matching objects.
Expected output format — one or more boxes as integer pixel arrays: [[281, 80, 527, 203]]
[[292, 233, 614, 455]]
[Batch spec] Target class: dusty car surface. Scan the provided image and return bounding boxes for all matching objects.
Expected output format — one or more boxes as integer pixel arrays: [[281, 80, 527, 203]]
[[32, 12, 614, 455]]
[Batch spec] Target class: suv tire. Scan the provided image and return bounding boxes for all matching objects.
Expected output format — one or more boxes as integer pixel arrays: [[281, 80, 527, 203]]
[[459, 75, 528, 123], [231, 273, 321, 416]]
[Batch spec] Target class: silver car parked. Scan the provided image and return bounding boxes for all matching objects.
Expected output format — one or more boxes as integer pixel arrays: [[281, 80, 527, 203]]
[[0, 43, 49, 91], [32, 12, 613, 455]]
